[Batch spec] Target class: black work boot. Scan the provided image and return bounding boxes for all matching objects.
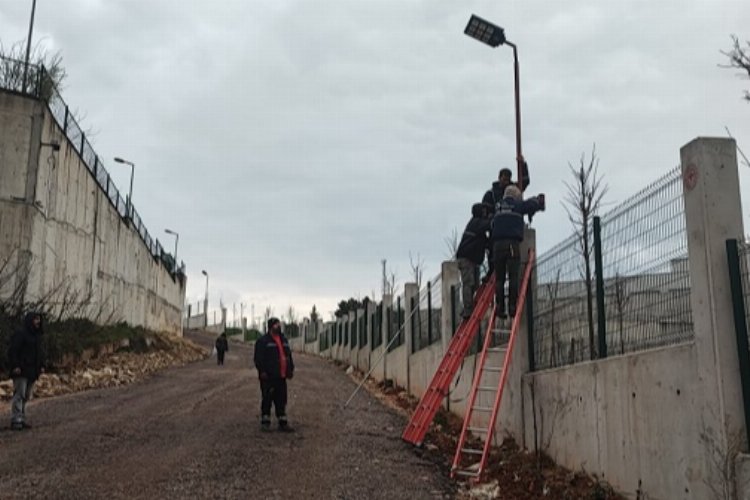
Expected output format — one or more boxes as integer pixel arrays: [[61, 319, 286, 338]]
[[261, 416, 271, 432], [278, 418, 294, 432]]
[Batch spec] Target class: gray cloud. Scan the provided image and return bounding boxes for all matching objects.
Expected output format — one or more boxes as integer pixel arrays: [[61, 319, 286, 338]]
[[2, 0, 749, 321]]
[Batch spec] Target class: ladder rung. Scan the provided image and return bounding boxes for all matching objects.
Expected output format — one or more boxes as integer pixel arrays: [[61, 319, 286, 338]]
[[472, 406, 492, 412], [478, 386, 496, 391], [467, 426, 487, 433], [461, 448, 483, 455], [486, 347, 504, 352], [454, 470, 480, 478], [484, 367, 503, 372], [493, 329, 511, 333]]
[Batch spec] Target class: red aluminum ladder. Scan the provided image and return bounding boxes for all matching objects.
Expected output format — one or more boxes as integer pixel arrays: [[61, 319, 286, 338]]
[[401, 273, 497, 446], [451, 248, 535, 482]]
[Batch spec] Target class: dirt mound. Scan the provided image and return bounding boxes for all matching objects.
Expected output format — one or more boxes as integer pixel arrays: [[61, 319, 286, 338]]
[[0, 332, 207, 401]]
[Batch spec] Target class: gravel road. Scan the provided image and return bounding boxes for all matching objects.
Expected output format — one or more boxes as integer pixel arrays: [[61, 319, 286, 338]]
[[0, 332, 455, 499]]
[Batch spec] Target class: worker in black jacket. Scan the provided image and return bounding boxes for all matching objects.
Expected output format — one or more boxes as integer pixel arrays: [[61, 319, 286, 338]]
[[7, 312, 45, 431], [215, 333, 229, 366], [456, 202, 493, 319], [482, 158, 531, 209], [254, 317, 295, 432]]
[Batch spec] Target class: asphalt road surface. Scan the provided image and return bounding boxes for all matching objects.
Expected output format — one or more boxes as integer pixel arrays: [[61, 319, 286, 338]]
[[0, 332, 455, 499]]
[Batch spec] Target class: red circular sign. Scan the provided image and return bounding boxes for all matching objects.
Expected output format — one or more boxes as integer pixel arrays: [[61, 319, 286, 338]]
[[684, 164, 699, 191]]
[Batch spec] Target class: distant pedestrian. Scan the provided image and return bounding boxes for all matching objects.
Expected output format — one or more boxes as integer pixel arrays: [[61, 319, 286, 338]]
[[456, 202, 493, 319], [215, 333, 229, 366], [254, 317, 295, 432], [7, 312, 46, 431], [491, 185, 545, 320]]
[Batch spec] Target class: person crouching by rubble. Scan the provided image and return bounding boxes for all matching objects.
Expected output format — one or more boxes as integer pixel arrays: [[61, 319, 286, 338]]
[[456, 202, 493, 319], [215, 332, 229, 366], [491, 185, 545, 322], [254, 317, 295, 432], [7, 312, 46, 431]]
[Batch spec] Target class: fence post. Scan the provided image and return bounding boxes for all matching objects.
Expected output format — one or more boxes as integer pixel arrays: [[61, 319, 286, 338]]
[[526, 272, 536, 372], [427, 281, 433, 345], [63, 105, 69, 134], [594, 216, 607, 359], [80, 132, 85, 154], [726, 238, 750, 451]]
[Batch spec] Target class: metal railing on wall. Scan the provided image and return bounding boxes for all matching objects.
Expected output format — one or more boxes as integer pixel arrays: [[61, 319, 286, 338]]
[[412, 274, 443, 353], [0, 56, 184, 277], [532, 167, 693, 371]]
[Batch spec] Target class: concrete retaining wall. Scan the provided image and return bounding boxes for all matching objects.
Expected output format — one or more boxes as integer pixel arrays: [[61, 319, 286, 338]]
[[0, 90, 185, 335]]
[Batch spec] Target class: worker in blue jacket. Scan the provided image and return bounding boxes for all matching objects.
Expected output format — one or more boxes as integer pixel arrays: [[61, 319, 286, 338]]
[[491, 185, 545, 320]]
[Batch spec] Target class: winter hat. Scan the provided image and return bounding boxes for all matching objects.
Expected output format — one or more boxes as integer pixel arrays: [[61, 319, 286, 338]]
[[267, 317, 281, 330], [504, 185, 522, 201]]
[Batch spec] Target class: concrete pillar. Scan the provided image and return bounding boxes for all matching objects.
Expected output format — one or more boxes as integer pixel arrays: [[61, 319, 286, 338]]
[[498, 227, 536, 442], [404, 282, 419, 395], [680, 138, 746, 491], [366, 301, 376, 372], [441, 260, 460, 354], [382, 293, 392, 382]]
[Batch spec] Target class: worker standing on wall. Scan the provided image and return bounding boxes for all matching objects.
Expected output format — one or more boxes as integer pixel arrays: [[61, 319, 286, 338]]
[[456, 202, 493, 319]]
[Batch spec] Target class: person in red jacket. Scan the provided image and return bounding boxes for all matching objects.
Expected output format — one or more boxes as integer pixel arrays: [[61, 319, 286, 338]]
[[254, 317, 295, 432]]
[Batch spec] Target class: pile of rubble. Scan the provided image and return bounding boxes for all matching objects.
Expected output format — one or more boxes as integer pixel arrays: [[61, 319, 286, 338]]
[[0, 333, 207, 401]]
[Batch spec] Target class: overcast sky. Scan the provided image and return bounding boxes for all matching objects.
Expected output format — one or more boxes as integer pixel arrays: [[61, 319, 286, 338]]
[[1, 0, 749, 324]]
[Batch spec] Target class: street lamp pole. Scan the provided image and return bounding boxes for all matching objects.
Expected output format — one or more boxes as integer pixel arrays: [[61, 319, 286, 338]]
[[506, 41, 523, 191], [464, 14, 524, 190], [201, 270, 209, 328], [113, 157, 135, 219], [22, 0, 38, 93], [164, 229, 179, 272]]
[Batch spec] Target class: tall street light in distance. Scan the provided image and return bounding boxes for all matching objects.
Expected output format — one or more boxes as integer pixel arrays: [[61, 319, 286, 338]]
[[464, 14, 525, 191], [164, 229, 179, 273], [22, 0, 38, 93], [113, 157, 135, 219], [201, 270, 209, 327]]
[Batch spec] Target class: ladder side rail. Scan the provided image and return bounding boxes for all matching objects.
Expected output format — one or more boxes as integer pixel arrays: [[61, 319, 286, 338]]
[[477, 249, 536, 479], [403, 276, 496, 443], [451, 304, 498, 475]]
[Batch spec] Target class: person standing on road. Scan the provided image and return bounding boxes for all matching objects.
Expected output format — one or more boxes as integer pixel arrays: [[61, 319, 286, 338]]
[[456, 202, 493, 319], [7, 312, 46, 431], [215, 333, 229, 366], [254, 317, 295, 432]]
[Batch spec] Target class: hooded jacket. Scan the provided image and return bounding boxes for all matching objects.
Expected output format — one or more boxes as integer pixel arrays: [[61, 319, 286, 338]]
[[254, 332, 295, 379], [456, 209, 491, 266], [7, 313, 45, 381]]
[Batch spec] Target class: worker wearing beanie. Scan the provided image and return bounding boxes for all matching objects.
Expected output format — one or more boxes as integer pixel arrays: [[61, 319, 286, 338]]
[[254, 317, 295, 432]]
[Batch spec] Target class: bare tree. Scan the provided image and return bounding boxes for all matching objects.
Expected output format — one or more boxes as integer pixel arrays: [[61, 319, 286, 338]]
[[563, 145, 608, 360], [443, 227, 459, 259], [720, 35, 750, 101], [409, 251, 425, 288], [0, 40, 66, 96]]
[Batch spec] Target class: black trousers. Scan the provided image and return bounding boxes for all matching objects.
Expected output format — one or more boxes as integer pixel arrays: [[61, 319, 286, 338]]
[[260, 378, 288, 419], [217, 351, 225, 365], [493, 240, 521, 315]]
